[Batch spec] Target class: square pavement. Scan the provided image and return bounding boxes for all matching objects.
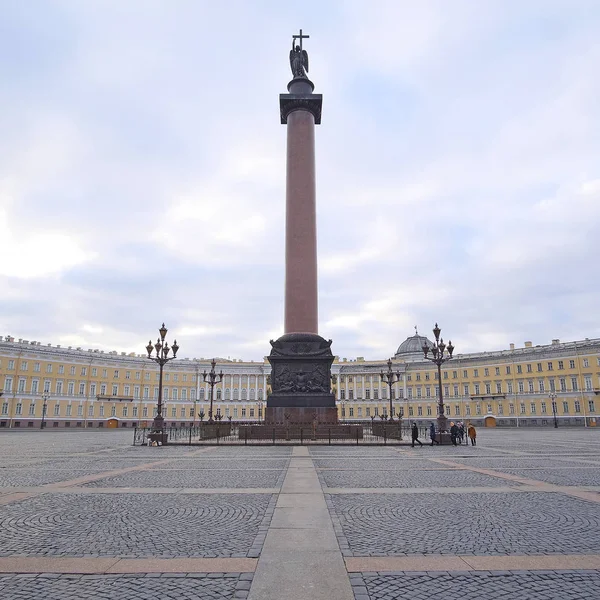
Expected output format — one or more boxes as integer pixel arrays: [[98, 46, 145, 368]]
[[0, 428, 599, 599]]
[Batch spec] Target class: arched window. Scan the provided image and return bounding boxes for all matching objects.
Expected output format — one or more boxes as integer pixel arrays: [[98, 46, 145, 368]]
[[250, 389, 255, 400], [225, 388, 230, 400], [216, 389, 222, 400], [258, 388, 263, 400], [233, 388, 239, 400], [241, 388, 247, 400], [199, 388, 205, 400]]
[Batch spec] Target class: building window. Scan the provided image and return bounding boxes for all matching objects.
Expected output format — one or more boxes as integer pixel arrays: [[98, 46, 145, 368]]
[[473, 369, 479, 377], [29, 403, 35, 416], [518, 381, 524, 393], [496, 383, 502, 394], [171, 408, 176, 417], [112, 385, 118, 396], [15, 402, 22, 415], [474, 384, 480, 395], [571, 377, 578, 392], [455, 405, 460, 416], [506, 366, 511, 375], [509, 403, 515, 414], [547, 362, 553, 371], [88, 405, 94, 416], [349, 390, 354, 400], [528, 381, 534, 393], [560, 378, 566, 392], [530, 403, 536, 414], [417, 405, 423, 416], [465, 405, 471, 416], [79, 383, 85, 395], [34, 362, 41, 372], [463, 384, 469, 396], [558, 361, 564, 370], [476, 404, 481, 415], [485, 383, 491, 394], [541, 402, 547, 414], [426, 387, 431, 398], [54, 404, 60, 416], [365, 389, 370, 399], [498, 403, 504, 415], [527, 364, 532, 373], [569, 360, 575, 369], [373, 389, 379, 399], [77, 404, 83, 416], [66, 405, 72, 416], [517, 365, 522, 374], [416, 374, 421, 381], [68, 382, 74, 395], [585, 376, 593, 391], [574, 400, 581, 413], [588, 400, 595, 413], [562, 401, 569, 414], [452, 371, 458, 379], [143, 406, 148, 417], [99, 405, 104, 417], [507, 381, 513, 394], [520, 403, 526, 414], [47, 364, 53, 373], [425, 373, 430, 380], [539, 380, 545, 393], [463, 370, 468, 378], [416, 387, 422, 398], [487, 403, 492, 413], [484, 368, 489, 377]]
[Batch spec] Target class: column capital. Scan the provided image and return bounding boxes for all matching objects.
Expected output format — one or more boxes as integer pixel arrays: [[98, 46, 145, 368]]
[[280, 93, 323, 125]]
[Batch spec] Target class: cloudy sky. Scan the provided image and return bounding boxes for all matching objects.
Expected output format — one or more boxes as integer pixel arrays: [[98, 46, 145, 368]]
[[1, 0, 599, 362]]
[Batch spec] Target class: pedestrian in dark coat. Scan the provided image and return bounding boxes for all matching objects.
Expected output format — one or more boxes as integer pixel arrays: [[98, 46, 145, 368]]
[[450, 422, 458, 446], [429, 422, 439, 445], [411, 422, 423, 447]]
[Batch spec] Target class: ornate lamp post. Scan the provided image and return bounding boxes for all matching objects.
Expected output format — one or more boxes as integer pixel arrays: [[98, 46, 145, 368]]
[[257, 400, 264, 421], [145, 323, 179, 434], [380, 359, 401, 421], [422, 323, 454, 433], [40, 393, 48, 429], [550, 392, 558, 428], [203, 359, 223, 422]]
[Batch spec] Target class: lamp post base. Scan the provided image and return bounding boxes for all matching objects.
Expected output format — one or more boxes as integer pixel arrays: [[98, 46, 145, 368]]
[[437, 414, 448, 433]]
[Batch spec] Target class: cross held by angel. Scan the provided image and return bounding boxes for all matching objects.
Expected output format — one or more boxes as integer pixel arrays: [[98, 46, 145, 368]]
[[290, 29, 309, 78]]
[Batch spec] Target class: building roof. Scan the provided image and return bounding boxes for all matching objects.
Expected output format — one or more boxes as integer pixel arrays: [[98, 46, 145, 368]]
[[395, 333, 434, 359]]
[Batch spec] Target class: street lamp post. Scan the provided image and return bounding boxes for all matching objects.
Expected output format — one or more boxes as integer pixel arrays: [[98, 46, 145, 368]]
[[422, 323, 454, 433], [257, 400, 264, 422], [380, 358, 401, 421], [550, 393, 558, 428], [203, 359, 223, 423], [145, 323, 179, 435], [41, 393, 48, 429]]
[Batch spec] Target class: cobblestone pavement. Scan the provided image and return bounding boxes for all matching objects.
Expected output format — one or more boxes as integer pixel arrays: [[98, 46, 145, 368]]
[[320, 469, 510, 489], [327, 492, 600, 555], [0, 573, 253, 600], [1, 428, 600, 600], [350, 571, 600, 599], [82, 468, 286, 488], [484, 468, 600, 487], [313, 458, 458, 470], [0, 493, 275, 557]]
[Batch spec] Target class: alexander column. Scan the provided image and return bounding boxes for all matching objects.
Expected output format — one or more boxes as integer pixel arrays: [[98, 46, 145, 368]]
[[266, 31, 336, 424]]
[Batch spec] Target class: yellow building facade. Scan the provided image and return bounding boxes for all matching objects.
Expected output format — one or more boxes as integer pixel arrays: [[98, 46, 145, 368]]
[[0, 333, 598, 429]]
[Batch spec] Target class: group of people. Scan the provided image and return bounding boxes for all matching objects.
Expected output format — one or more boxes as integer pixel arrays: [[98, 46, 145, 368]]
[[411, 421, 477, 447]]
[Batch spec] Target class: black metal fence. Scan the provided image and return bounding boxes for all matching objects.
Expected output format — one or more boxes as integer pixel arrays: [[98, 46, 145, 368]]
[[132, 421, 443, 446]]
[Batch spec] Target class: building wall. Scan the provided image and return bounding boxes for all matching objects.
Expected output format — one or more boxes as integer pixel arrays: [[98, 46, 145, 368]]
[[0, 337, 598, 428]]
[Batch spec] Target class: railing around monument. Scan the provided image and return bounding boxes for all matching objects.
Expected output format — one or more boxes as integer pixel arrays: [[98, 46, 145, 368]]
[[132, 421, 434, 446]]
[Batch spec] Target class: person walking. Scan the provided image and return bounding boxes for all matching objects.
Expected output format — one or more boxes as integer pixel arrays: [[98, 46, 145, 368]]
[[411, 422, 423, 447], [429, 422, 439, 446], [467, 423, 477, 446], [450, 421, 458, 446], [458, 422, 465, 444]]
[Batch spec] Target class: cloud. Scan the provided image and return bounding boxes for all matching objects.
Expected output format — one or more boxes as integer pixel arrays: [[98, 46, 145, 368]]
[[0, 1, 599, 361]]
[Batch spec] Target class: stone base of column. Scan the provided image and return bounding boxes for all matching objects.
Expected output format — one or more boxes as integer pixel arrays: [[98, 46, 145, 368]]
[[267, 333, 337, 425]]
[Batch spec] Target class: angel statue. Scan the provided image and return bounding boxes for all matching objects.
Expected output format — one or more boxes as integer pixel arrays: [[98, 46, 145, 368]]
[[290, 43, 309, 78]]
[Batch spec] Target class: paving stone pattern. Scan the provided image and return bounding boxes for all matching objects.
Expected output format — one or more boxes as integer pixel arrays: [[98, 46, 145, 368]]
[[313, 458, 457, 471], [0, 493, 275, 558], [0, 469, 100, 487], [0, 573, 253, 600], [319, 469, 509, 489], [327, 492, 600, 556], [82, 468, 286, 488], [486, 467, 600, 487], [449, 457, 598, 469], [350, 571, 600, 600]]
